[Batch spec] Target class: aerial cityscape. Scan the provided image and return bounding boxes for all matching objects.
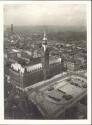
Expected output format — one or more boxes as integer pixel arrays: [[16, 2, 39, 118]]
[[4, 4, 87, 119]]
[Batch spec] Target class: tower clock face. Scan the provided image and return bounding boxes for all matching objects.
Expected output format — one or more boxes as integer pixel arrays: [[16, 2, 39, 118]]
[[42, 44, 47, 52]]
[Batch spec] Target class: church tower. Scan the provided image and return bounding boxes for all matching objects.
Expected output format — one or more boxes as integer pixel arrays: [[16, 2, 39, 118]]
[[11, 24, 13, 33], [42, 32, 49, 80]]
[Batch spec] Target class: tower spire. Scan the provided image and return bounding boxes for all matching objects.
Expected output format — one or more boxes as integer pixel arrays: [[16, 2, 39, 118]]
[[42, 31, 47, 46], [42, 31, 48, 52], [43, 31, 47, 41]]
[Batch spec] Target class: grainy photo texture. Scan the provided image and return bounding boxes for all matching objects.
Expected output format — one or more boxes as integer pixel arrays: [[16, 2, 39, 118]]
[[4, 4, 87, 119]]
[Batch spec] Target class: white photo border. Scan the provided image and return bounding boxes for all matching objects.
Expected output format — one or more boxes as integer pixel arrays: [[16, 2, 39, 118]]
[[0, 0, 91, 124]]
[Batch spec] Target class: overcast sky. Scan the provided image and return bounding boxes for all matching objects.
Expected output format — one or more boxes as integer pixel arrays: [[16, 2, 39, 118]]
[[4, 4, 86, 26]]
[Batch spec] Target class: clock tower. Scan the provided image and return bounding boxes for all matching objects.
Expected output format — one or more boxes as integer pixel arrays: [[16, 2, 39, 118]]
[[42, 32, 49, 80]]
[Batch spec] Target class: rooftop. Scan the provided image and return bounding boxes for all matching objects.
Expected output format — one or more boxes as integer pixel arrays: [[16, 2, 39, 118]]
[[27, 72, 87, 118]]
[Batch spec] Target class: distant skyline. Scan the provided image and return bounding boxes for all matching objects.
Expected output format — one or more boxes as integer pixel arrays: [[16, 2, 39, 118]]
[[4, 4, 86, 27]]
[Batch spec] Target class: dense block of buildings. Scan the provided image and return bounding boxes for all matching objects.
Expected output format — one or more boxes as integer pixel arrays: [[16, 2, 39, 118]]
[[9, 32, 64, 88], [4, 25, 87, 119]]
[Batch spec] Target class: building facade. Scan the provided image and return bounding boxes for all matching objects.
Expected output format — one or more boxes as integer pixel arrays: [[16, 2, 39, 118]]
[[9, 32, 64, 88]]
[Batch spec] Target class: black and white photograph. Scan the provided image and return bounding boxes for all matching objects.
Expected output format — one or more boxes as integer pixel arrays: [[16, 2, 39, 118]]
[[0, 0, 91, 124]]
